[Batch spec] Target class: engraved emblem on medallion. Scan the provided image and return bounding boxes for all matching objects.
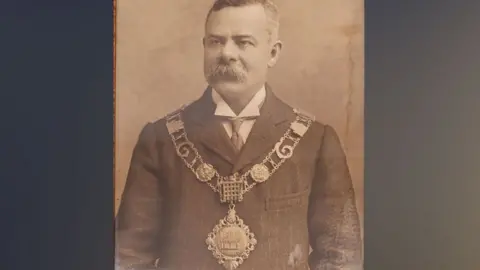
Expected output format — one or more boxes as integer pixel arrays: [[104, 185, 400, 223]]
[[250, 164, 270, 183], [206, 206, 257, 270], [196, 163, 216, 182]]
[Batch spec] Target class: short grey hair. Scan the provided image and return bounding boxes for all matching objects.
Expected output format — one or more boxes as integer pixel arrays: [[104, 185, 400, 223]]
[[205, 0, 280, 41]]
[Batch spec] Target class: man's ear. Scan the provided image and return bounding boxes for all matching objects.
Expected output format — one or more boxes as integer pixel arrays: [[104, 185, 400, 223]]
[[268, 40, 283, 68]]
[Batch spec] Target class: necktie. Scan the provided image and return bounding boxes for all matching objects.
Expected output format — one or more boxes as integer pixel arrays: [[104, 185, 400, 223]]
[[230, 118, 245, 152]]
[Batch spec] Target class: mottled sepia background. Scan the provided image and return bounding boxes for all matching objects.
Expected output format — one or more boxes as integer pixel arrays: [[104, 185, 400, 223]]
[[115, 0, 364, 228]]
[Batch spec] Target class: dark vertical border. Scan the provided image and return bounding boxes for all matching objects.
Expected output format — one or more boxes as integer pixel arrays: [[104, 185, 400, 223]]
[[113, 0, 118, 217], [365, 0, 480, 269], [1, 1, 114, 270]]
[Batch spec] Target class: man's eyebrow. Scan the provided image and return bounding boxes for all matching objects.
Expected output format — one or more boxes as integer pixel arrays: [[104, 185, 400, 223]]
[[233, 35, 255, 39], [206, 34, 225, 39], [205, 34, 258, 43], [206, 34, 256, 38], [232, 35, 258, 43]]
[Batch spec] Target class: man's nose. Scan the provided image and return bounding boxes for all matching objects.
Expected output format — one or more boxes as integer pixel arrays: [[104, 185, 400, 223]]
[[220, 40, 239, 61]]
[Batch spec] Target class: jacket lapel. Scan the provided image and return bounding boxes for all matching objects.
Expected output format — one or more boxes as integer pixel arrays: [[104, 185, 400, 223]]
[[183, 88, 237, 166], [182, 86, 296, 173], [232, 86, 294, 173]]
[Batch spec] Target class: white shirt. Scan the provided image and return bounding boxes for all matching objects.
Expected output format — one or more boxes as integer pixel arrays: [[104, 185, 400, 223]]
[[212, 86, 266, 142]]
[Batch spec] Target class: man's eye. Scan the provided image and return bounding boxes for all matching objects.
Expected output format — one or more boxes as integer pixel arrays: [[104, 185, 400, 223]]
[[209, 39, 221, 45], [238, 40, 252, 47]]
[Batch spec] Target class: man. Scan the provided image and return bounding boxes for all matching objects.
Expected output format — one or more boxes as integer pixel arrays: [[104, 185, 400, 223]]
[[116, 0, 363, 269]]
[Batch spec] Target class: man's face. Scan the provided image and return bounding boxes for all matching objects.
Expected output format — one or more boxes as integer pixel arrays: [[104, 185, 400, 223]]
[[203, 4, 280, 97]]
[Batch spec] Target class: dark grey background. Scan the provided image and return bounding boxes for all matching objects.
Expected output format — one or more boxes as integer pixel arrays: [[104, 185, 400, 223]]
[[366, 2, 480, 269], [1, 0, 479, 269]]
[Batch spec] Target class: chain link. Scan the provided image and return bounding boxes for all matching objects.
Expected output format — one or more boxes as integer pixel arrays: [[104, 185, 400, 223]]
[[166, 108, 313, 202]]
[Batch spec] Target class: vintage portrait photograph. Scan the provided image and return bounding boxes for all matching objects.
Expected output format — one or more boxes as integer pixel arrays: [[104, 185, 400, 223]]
[[114, 0, 364, 269]]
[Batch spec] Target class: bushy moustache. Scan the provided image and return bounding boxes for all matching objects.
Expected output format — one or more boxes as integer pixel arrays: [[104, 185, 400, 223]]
[[206, 60, 247, 82]]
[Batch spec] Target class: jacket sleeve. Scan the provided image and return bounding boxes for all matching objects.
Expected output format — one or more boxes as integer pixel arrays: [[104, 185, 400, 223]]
[[308, 125, 363, 270], [115, 123, 165, 270]]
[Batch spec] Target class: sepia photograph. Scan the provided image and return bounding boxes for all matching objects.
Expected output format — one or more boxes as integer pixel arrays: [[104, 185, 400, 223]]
[[114, 0, 364, 269]]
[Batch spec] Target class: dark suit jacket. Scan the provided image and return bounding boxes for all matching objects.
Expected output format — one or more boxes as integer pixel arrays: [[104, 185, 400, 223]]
[[116, 87, 363, 270]]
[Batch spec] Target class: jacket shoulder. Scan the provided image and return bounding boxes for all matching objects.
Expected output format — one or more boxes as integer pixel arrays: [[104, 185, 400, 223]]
[[290, 106, 333, 136], [152, 101, 193, 123], [293, 107, 316, 122], [147, 102, 192, 137]]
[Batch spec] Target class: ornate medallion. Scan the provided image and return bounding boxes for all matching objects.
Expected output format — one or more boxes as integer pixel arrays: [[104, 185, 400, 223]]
[[206, 206, 257, 270], [196, 163, 216, 182], [250, 164, 270, 183], [165, 108, 314, 269]]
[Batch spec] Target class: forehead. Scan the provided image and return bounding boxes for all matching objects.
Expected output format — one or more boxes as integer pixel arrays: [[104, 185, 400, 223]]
[[205, 4, 269, 37]]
